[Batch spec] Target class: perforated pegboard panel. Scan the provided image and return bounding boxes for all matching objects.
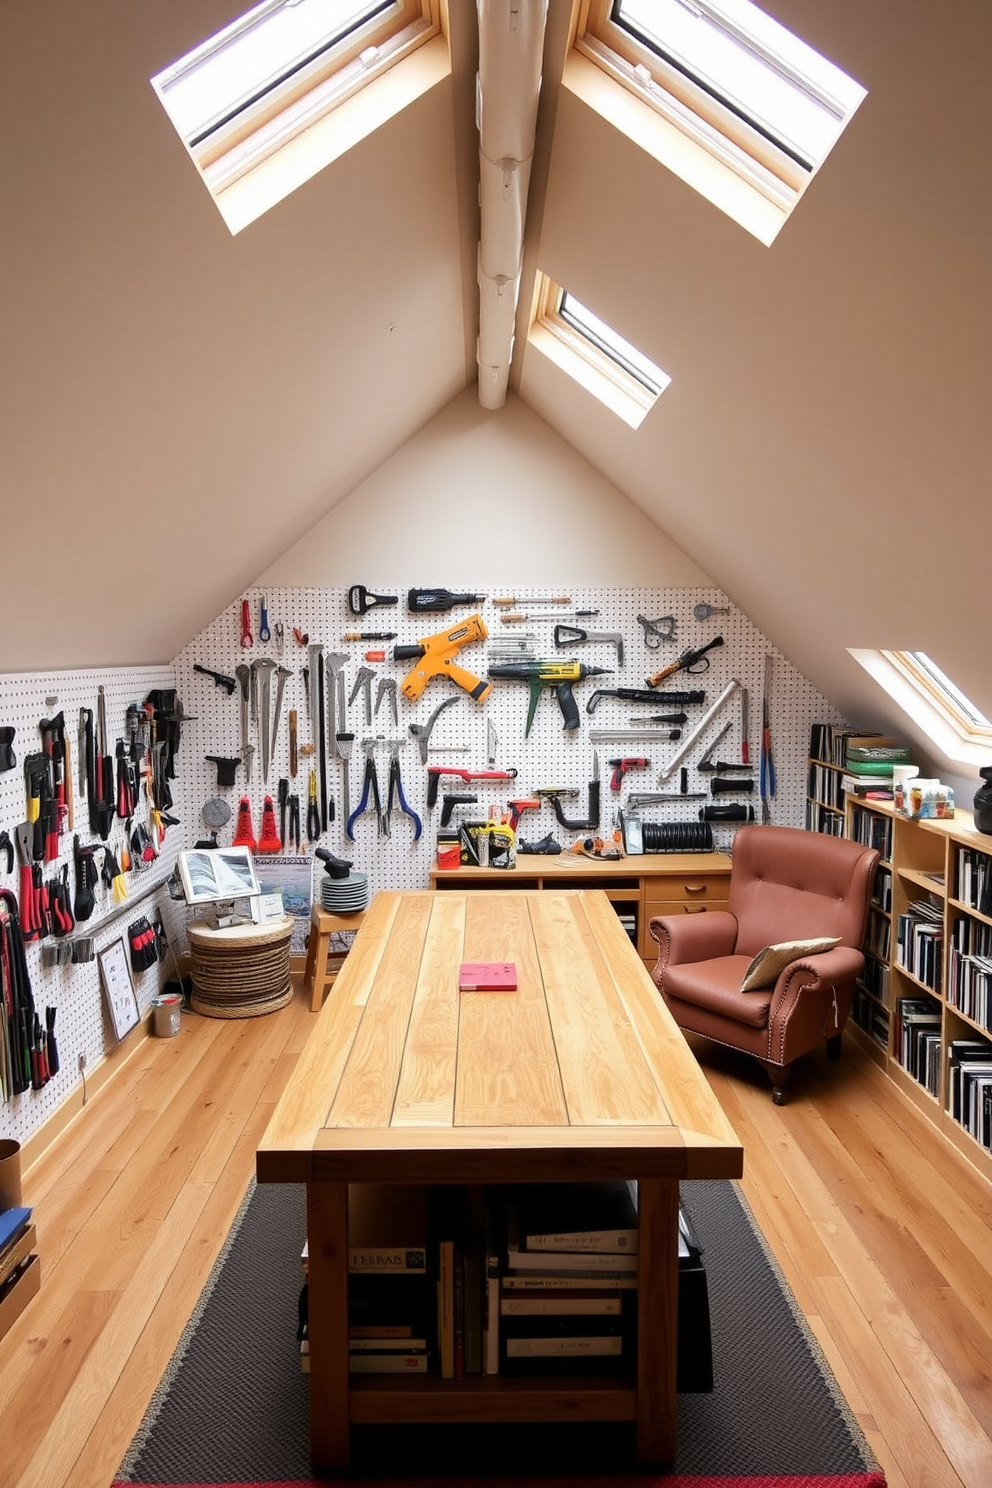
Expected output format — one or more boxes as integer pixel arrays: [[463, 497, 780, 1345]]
[[175, 586, 848, 911], [0, 666, 185, 1146]]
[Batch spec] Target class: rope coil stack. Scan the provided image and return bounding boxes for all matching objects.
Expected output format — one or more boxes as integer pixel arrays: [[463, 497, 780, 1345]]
[[187, 917, 293, 1019]]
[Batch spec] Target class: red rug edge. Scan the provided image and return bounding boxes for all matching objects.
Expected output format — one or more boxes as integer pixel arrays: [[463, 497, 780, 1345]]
[[111, 1474, 887, 1488]]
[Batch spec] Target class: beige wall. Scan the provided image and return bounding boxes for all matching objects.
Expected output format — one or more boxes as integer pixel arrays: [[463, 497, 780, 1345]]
[[260, 389, 712, 588]]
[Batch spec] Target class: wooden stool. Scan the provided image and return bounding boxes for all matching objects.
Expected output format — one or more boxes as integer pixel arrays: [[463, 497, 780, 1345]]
[[304, 906, 367, 1012]]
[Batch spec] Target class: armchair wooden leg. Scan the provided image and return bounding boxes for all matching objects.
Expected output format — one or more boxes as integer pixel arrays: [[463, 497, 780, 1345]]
[[826, 1033, 843, 1061], [767, 1065, 791, 1105]]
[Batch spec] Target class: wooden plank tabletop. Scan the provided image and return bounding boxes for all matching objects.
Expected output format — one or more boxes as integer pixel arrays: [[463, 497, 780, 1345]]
[[257, 890, 741, 1185]]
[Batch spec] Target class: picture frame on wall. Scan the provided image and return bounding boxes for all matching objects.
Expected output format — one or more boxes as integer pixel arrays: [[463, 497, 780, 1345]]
[[98, 938, 141, 1042]]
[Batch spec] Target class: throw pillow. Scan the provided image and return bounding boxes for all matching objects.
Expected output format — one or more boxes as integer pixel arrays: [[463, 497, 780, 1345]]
[[740, 936, 842, 992]]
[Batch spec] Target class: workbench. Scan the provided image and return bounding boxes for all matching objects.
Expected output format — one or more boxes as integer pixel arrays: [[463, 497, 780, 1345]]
[[430, 852, 732, 969]]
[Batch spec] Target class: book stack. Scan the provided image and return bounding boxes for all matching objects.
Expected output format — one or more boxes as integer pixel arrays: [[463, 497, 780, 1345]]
[[299, 1185, 434, 1375], [895, 895, 944, 994], [841, 737, 912, 800], [495, 1182, 639, 1376], [0, 1207, 40, 1339]]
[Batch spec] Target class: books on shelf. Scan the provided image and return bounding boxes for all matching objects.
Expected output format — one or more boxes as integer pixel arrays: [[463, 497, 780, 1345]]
[[516, 1180, 639, 1254]]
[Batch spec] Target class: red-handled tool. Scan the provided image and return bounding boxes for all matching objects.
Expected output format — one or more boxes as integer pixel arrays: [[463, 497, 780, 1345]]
[[240, 598, 254, 647], [607, 758, 650, 792], [15, 824, 41, 941], [426, 767, 517, 810]]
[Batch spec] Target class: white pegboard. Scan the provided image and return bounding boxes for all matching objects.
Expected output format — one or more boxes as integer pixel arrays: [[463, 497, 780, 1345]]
[[0, 665, 186, 1146], [175, 585, 848, 902]]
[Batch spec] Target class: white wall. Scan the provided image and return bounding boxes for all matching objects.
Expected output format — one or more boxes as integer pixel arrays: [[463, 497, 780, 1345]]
[[260, 390, 712, 587]]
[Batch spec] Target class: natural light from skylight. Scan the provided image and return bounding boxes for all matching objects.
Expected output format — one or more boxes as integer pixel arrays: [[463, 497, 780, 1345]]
[[150, 0, 441, 233], [528, 274, 670, 429], [569, 0, 867, 244], [850, 649, 992, 770]]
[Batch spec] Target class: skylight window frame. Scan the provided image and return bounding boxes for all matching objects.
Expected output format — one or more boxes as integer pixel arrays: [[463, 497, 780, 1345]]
[[153, 0, 437, 177], [528, 273, 670, 429], [573, 0, 866, 228], [882, 651, 992, 745]]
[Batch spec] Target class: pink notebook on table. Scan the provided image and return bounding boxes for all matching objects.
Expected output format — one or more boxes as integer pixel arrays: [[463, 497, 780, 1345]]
[[458, 962, 517, 991]]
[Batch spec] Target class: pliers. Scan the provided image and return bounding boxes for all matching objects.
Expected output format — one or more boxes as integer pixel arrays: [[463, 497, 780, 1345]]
[[384, 743, 422, 841], [347, 744, 382, 841]]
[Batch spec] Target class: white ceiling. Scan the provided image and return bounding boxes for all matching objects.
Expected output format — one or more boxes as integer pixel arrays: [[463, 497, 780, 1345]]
[[2, 1, 989, 773]]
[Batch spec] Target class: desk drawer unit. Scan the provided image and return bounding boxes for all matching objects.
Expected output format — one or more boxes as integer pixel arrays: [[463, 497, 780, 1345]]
[[641, 873, 730, 963]]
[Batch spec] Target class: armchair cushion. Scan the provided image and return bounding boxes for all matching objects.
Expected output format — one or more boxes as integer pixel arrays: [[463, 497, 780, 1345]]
[[740, 936, 841, 991], [664, 957, 773, 1028]]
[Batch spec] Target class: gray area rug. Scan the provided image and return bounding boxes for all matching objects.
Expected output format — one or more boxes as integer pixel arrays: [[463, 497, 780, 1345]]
[[116, 1179, 883, 1483]]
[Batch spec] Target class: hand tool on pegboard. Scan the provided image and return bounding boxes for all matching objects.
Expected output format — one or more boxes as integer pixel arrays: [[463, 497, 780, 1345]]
[[694, 602, 731, 622], [349, 666, 375, 727], [348, 584, 398, 616], [697, 722, 752, 773], [383, 742, 422, 841], [235, 665, 254, 780], [607, 758, 650, 792], [307, 643, 325, 826], [270, 665, 292, 763], [636, 614, 677, 649], [553, 624, 624, 668], [740, 683, 750, 766], [586, 687, 706, 715], [409, 696, 460, 764], [493, 595, 571, 607], [259, 597, 271, 643], [646, 636, 724, 689], [193, 663, 237, 696], [375, 677, 399, 726], [760, 653, 776, 825], [657, 679, 742, 783], [347, 742, 384, 840], [343, 630, 398, 642], [240, 598, 253, 647], [535, 754, 601, 832], [408, 588, 485, 613], [254, 658, 277, 785], [426, 767, 518, 810]]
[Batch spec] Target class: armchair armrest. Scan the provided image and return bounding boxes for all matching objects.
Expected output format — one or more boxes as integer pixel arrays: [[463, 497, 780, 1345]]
[[768, 944, 864, 1001], [649, 910, 738, 971]]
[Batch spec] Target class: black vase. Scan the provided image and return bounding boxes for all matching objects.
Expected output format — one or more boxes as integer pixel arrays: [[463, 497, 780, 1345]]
[[974, 767, 992, 834]]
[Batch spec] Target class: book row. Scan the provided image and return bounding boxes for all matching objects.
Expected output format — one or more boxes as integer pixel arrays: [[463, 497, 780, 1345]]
[[949, 1038, 992, 1151], [849, 805, 894, 860], [947, 950, 992, 1035], [955, 848, 992, 917], [894, 997, 941, 1096], [895, 901, 944, 994]]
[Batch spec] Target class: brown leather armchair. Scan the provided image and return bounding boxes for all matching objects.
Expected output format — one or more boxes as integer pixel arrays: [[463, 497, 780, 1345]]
[[649, 825, 879, 1103]]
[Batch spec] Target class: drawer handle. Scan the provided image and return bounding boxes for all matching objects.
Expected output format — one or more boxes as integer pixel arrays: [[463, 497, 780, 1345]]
[[684, 884, 707, 894], [684, 905, 708, 914]]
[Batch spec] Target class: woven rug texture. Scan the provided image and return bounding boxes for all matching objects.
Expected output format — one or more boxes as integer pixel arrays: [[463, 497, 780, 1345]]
[[114, 1179, 885, 1487]]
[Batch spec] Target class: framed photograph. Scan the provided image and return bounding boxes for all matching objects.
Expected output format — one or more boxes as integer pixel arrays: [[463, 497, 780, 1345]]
[[98, 938, 141, 1042], [178, 846, 260, 906]]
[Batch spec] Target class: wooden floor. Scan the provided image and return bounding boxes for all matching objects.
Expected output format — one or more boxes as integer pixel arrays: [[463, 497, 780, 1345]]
[[2, 979, 992, 1488]]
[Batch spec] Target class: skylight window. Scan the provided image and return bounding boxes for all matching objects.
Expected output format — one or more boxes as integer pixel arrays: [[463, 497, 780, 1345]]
[[849, 649, 992, 770], [151, 0, 443, 233], [528, 274, 670, 429], [569, 0, 866, 244]]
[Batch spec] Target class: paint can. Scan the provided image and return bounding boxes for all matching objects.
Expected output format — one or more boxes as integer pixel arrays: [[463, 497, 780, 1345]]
[[0, 1138, 23, 1210], [152, 993, 182, 1038]]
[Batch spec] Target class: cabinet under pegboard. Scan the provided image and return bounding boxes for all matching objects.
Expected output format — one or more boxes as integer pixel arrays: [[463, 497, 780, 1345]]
[[0, 665, 188, 1146], [176, 585, 848, 927]]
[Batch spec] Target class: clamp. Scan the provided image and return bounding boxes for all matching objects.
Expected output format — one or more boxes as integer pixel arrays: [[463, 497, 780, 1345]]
[[384, 742, 422, 841], [347, 740, 383, 840]]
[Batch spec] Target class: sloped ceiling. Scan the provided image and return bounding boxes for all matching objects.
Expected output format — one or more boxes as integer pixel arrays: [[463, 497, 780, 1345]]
[[2, 1, 989, 766]]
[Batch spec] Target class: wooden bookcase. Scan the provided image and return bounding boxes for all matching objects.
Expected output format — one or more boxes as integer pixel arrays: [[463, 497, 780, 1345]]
[[843, 796, 992, 1185]]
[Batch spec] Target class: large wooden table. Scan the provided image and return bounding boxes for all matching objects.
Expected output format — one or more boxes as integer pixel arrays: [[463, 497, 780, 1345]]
[[257, 889, 743, 1473]]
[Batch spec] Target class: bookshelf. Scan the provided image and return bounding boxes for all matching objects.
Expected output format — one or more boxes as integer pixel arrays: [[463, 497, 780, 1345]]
[[806, 722, 849, 838], [842, 796, 992, 1184]]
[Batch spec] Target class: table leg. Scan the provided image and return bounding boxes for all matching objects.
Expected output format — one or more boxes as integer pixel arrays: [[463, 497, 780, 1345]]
[[635, 1176, 679, 1463], [307, 1181, 351, 1472]]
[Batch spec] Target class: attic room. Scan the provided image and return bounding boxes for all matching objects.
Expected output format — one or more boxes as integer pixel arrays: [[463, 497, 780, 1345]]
[[1, 2, 991, 1485]]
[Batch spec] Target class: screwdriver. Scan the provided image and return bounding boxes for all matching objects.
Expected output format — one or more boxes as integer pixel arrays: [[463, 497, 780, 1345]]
[[343, 631, 397, 641]]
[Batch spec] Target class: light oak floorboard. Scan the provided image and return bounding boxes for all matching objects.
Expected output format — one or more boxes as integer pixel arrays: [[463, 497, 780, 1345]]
[[2, 987, 991, 1488]]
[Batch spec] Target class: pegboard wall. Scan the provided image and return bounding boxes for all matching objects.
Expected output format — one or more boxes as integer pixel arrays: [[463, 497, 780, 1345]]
[[0, 666, 186, 1147], [176, 584, 849, 921]]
